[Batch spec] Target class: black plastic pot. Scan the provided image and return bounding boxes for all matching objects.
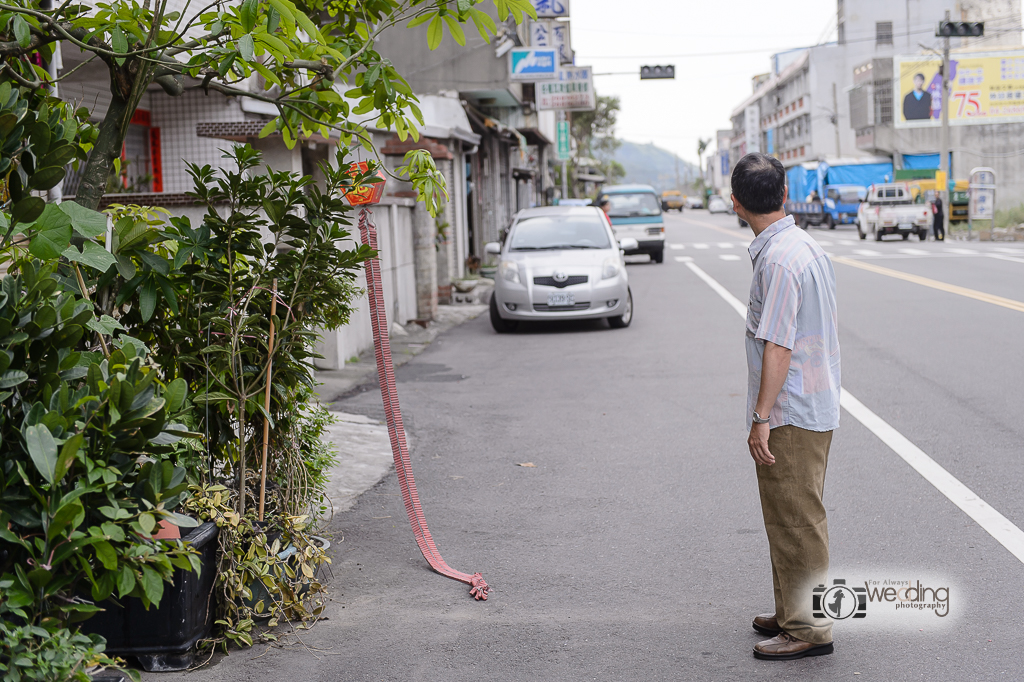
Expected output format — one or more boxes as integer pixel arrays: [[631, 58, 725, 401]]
[[80, 522, 219, 672]]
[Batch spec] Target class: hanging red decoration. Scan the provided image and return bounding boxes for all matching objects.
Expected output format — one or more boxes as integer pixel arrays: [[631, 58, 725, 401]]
[[343, 161, 387, 206]]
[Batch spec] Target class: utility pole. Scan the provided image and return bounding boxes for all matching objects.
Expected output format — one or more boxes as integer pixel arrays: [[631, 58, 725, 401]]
[[832, 82, 841, 158], [940, 9, 951, 239], [674, 154, 680, 190]]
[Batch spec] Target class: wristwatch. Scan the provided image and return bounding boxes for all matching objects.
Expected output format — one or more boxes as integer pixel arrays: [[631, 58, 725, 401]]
[[752, 410, 770, 424]]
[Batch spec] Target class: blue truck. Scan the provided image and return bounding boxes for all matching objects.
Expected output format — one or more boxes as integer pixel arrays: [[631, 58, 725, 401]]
[[739, 184, 868, 230], [790, 185, 867, 229]]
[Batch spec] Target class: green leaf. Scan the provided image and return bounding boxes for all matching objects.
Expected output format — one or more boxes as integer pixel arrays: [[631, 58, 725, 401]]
[[53, 432, 82, 483], [39, 144, 78, 169], [13, 15, 30, 48], [87, 314, 125, 336], [442, 15, 466, 46], [165, 377, 187, 412], [62, 240, 117, 272], [237, 33, 255, 61], [140, 565, 164, 605], [139, 279, 157, 322], [28, 166, 66, 191], [48, 499, 84, 540], [239, 0, 258, 33], [0, 370, 27, 388], [457, 0, 472, 13], [138, 512, 156, 535], [11, 196, 45, 226], [427, 15, 444, 49], [59, 201, 108, 238], [25, 424, 58, 485], [117, 565, 135, 597], [101, 521, 126, 543], [28, 203, 73, 260], [407, 12, 434, 28], [94, 540, 117, 570], [469, 8, 497, 39], [115, 254, 136, 279], [110, 27, 128, 54]]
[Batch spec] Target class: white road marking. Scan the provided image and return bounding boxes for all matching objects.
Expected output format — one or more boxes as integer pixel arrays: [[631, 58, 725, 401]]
[[993, 247, 1024, 253], [815, 240, 834, 246], [718, 242, 734, 249], [693, 243, 710, 249], [684, 260, 1024, 566], [669, 243, 685, 250], [674, 256, 694, 263], [854, 249, 882, 256], [838, 240, 857, 246], [898, 248, 929, 256], [945, 247, 978, 255], [719, 254, 741, 261], [989, 254, 1024, 265]]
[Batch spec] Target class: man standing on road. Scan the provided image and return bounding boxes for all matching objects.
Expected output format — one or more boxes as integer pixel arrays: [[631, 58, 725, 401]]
[[730, 153, 841, 661], [932, 195, 945, 241]]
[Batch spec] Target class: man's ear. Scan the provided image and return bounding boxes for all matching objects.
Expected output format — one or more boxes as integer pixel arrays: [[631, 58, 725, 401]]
[[783, 185, 789, 204]]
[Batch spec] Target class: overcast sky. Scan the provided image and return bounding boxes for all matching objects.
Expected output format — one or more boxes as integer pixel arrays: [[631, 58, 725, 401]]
[[570, 0, 838, 164]]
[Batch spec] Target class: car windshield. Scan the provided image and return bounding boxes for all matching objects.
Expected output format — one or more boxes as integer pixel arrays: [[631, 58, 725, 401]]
[[509, 215, 612, 251], [602, 192, 662, 217]]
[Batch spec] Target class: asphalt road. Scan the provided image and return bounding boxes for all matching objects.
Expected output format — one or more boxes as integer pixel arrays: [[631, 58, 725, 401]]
[[186, 209, 1024, 681]]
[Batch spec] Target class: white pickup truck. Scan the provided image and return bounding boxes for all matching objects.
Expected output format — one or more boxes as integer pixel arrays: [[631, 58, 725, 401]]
[[857, 183, 931, 242]]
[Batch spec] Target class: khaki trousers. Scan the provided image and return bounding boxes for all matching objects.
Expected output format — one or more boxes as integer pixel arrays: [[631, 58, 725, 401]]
[[756, 425, 834, 644]]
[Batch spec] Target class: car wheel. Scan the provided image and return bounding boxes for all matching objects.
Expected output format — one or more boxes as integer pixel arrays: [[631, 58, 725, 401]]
[[489, 293, 518, 333], [874, 227, 882, 242], [919, 230, 928, 241], [826, 215, 835, 230], [799, 218, 809, 230], [608, 288, 633, 329], [651, 249, 664, 263], [902, 232, 910, 240], [858, 226, 866, 240]]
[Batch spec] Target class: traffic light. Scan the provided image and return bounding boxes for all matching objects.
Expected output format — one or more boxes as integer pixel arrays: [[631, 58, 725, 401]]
[[640, 65, 675, 80], [936, 21, 984, 37]]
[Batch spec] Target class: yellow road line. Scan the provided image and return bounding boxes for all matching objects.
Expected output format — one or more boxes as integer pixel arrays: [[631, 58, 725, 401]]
[[833, 256, 1024, 314]]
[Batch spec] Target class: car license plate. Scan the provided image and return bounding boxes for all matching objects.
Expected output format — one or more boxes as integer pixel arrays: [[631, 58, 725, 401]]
[[547, 292, 574, 307]]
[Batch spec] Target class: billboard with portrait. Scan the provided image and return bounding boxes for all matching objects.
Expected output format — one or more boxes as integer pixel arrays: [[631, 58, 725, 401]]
[[895, 51, 1024, 128]]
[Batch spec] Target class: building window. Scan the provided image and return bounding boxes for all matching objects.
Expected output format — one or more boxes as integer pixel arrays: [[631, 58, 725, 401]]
[[876, 21, 893, 46]]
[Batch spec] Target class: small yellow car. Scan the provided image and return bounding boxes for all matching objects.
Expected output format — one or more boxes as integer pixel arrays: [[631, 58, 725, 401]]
[[661, 190, 684, 212]]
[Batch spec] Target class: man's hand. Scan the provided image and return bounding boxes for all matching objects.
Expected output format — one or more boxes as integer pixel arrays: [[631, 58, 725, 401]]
[[747, 421, 775, 466]]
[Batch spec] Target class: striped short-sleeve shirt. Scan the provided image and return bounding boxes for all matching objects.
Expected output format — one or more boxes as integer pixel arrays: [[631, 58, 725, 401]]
[[746, 214, 841, 432]]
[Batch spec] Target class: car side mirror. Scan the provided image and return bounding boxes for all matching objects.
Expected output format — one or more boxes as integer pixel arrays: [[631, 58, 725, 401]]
[[618, 237, 638, 251], [484, 242, 501, 255]]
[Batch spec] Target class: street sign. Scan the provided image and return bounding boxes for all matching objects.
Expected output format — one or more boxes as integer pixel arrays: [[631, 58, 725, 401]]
[[537, 66, 595, 111], [531, 0, 569, 18], [509, 48, 558, 81], [530, 20, 573, 65], [968, 166, 996, 220], [556, 120, 571, 160]]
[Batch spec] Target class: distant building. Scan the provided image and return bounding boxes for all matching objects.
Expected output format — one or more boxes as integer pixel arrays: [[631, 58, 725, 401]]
[[849, 0, 1024, 202], [712, 129, 732, 196], [728, 0, 1019, 172]]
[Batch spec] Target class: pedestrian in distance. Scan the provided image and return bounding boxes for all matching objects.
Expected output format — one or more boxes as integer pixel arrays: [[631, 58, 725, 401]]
[[932, 195, 945, 241], [730, 153, 842, 661], [598, 197, 611, 215]]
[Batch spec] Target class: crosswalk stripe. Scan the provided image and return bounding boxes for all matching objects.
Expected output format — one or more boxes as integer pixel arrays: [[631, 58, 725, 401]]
[[815, 240, 834, 246], [945, 247, 978, 255], [854, 249, 882, 256], [989, 254, 1024, 265], [684, 260, 1024, 566], [719, 254, 741, 261], [669, 243, 685, 250], [898, 248, 929, 255], [693, 243, 709, 249], [838, 240, 857, 246], [717, 242, 734, 248], [674, 256, 693, 263], [833, 256, 1024, 313], [993, 247, 1024, 253]]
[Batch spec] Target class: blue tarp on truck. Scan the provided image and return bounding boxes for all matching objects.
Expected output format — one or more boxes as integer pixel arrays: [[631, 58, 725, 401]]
[[786, 160, 893, 200]]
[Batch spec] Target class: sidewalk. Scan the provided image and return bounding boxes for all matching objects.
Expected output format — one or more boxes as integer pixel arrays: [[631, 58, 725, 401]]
[[139, 302, 487, 680]]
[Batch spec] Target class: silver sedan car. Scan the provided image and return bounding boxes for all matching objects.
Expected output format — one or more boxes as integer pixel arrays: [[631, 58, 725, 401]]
[[486, 206, 635, 333]]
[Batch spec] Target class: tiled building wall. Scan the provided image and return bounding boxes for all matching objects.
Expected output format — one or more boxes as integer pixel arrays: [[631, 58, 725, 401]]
[[149, 91, 245, 193]]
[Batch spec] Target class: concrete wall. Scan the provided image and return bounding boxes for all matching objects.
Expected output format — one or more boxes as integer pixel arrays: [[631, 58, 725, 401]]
[[315, 197, 418, 369]]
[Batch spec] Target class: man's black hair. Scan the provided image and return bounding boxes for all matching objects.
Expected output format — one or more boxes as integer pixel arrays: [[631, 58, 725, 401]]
[[731, 153, 787, 215], [914, 73, 925, 81]]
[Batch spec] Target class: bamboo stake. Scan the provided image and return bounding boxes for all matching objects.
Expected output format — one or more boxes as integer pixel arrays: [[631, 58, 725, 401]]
[[257, 279, 278, 522]]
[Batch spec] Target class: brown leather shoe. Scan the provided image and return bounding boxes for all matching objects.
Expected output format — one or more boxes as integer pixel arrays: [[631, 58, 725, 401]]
[[752, 613, 781, 636], [753, 632, 834, 660]]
